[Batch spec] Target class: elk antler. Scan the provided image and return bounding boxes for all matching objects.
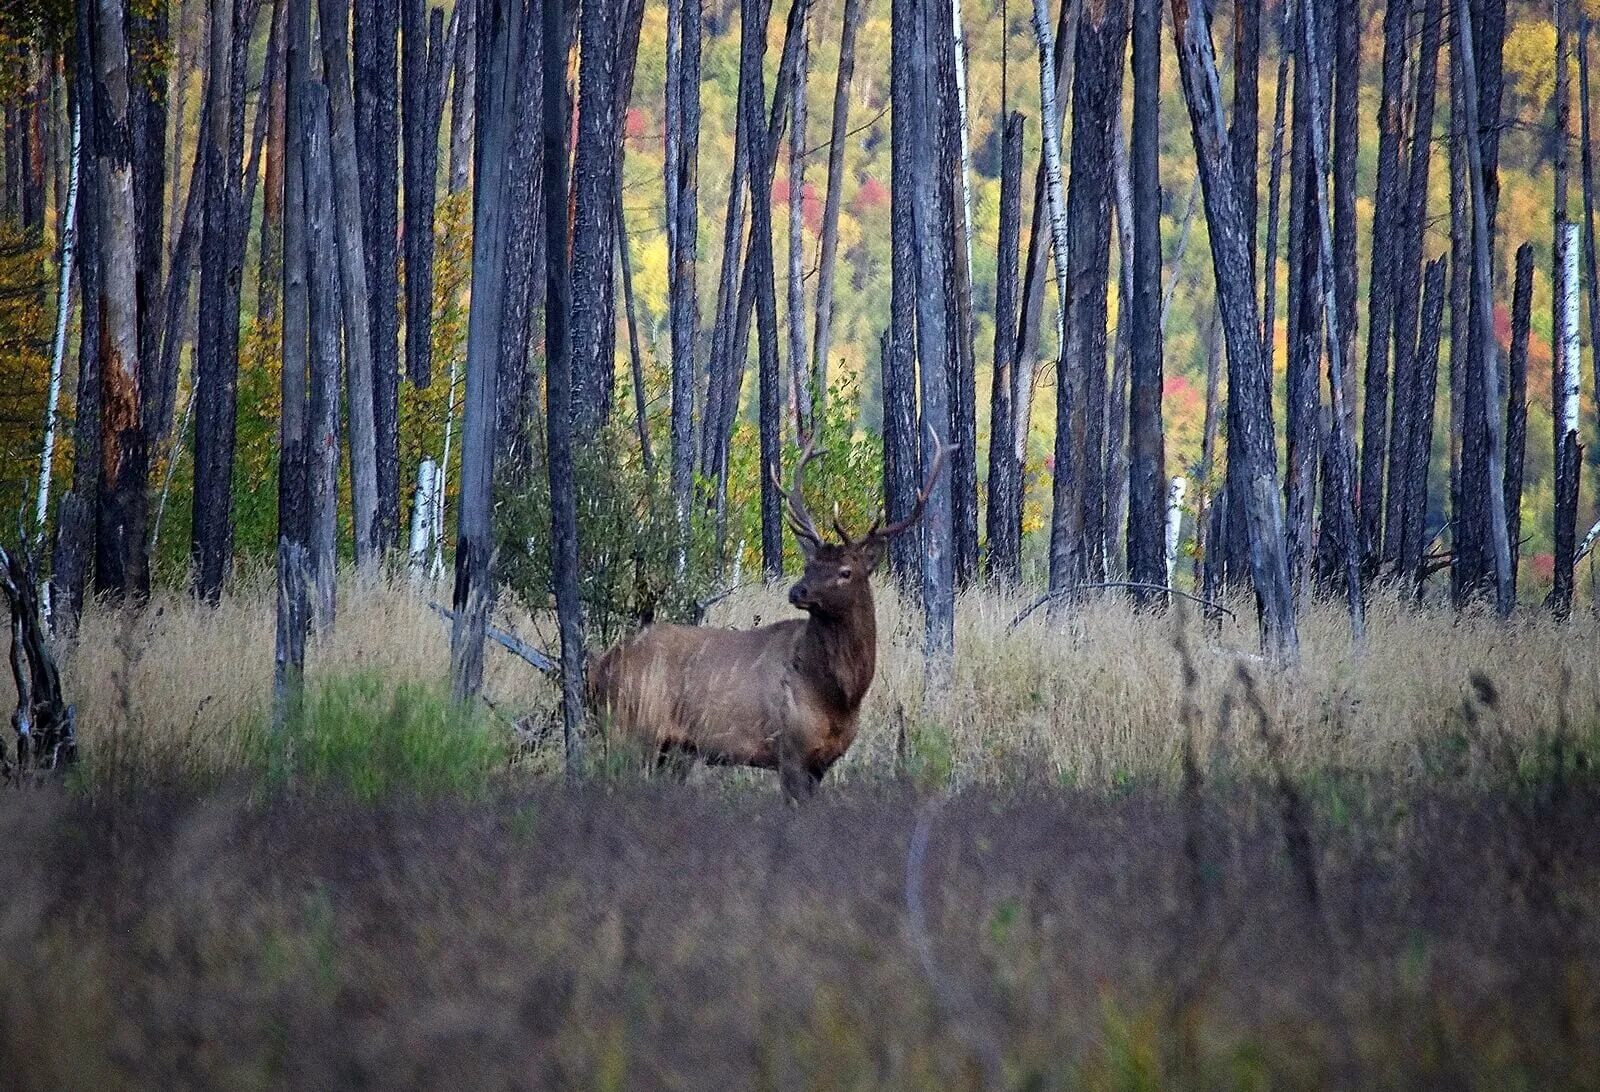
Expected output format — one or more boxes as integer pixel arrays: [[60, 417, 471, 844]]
[[771, 433, 828, 549], [870, 427, 956, 540]]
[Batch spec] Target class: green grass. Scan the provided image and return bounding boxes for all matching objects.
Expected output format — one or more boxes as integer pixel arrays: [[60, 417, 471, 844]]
[[259, 672, 511, 801]]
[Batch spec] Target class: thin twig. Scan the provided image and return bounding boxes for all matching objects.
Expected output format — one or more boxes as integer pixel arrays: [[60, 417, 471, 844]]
[[1007, 582, 1237, 630]]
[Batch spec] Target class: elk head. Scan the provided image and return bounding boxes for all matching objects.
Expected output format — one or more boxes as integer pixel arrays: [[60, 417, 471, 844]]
[[775, 431, 954, 619]]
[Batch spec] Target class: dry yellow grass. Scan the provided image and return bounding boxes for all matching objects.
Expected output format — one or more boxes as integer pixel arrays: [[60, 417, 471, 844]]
[[34, 571, 1600, 789]]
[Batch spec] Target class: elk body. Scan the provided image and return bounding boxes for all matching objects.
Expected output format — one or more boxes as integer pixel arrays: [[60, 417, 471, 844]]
[[587, 437, 951, 801]]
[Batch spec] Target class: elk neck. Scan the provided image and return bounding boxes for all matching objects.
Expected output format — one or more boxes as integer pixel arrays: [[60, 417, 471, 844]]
[[794, 586, 878, 714]]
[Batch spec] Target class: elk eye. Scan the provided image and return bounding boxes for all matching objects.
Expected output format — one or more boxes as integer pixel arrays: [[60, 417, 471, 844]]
[[838, 569, 853, 581]]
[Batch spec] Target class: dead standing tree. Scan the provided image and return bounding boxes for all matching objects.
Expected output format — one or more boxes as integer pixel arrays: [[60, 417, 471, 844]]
[[1169, 0, 1299, 660]]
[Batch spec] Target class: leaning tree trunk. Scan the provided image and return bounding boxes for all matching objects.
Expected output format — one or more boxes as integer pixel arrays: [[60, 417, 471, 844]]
[[1015, 0, 1081, 467], [318, 0, 381, 566], [987, 111, 1025, 585], [741, 0, 786, 578], [1033, 0, 1079, 600], [1503, 241, 1532, 595], [1170, 0, 1300, 660], [1359, 0, 1408, 572], [810, 0, 863, 403], [1127, 0, 1165, 604], [93, 0, 151, 601], [785, 3, 812, 436]]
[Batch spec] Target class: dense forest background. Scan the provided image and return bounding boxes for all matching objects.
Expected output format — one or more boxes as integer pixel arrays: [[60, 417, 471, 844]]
[[0, 0, 1594, 596]]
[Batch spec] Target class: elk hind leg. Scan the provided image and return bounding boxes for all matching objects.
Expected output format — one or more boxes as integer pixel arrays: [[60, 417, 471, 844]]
[[655, 741, 695, 782]]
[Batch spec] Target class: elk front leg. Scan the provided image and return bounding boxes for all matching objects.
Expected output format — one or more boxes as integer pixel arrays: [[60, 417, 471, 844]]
[[655, 741, 695, 782]]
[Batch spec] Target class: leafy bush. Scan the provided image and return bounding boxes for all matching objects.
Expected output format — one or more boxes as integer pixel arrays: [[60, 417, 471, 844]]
[[261, 672, 509, 801]]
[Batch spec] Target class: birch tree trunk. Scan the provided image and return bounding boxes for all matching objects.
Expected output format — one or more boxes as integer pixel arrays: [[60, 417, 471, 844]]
[[1552, 0, 1579, 616], [34, 103, 79, 549]]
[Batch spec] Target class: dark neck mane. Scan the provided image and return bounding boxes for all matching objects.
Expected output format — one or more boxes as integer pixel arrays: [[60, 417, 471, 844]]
[[794, 590, 878, 714]]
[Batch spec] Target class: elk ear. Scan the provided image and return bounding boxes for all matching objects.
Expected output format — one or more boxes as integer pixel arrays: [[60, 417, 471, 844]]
[[863, 535, 888, 573]]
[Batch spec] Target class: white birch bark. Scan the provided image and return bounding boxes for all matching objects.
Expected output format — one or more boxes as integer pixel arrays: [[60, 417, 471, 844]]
[[951, 0, 975, 280], [34, 103, 80, 550], [1165, 475, 1187, 588], [1559, 220, 1581, 443], [409, 457, 439, 582], [1031, 0, 1072, 373]]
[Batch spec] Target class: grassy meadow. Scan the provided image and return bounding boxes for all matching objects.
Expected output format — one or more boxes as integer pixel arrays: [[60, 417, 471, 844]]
[[3, 576, 1600, 1087]]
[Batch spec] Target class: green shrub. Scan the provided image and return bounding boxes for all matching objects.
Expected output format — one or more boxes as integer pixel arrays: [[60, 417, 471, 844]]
[[261, 673, 510, 801]]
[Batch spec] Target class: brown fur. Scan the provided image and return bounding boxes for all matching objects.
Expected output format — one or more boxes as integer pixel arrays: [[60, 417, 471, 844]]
[[587, 543, 884, 801]]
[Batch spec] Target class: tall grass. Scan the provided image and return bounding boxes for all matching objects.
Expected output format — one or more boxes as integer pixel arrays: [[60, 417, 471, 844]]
[[32, 570, 1600, 793]]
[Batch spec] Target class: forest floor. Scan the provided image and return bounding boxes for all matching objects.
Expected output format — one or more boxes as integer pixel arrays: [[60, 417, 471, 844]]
[[2, 579, 1599, 1087]]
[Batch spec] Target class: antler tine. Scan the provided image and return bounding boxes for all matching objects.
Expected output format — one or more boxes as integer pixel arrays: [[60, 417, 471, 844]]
[[876, 427, 957, 539], [830, 502, 856, 545], [772, 433, 828, 547]]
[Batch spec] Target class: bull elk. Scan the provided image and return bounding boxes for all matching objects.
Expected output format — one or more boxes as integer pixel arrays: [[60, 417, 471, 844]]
[[587, 435, 953, 801]]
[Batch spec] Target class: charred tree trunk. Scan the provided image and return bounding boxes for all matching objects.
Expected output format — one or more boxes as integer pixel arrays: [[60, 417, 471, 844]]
[[53, 5, 102, 625], [741, 0, 785, 577], [987, 111, 1025, 585], [1127, 0, 1164, 603], [403, 0, 446, 387], [1384, 0, 1441, 571], [670, 0, 702, 536], [1447, 47, 1471, 602], [1170, 0, 1299, 659], [1358, 0, 1407, 573], [1330, 0, 1358, 479], [449, 0, 475, 192], [1283, 0, 1322, 599], [318, 0, 381, 564], [1231, 0, 1260, 279], [543, 0, 586, 768], [259, 0, 288, 327], [1503, 241, 1531, 593], [128, 0, 167, 393], [886, 0, 921, 586], [1399, 257, 1447, 593], [571, 0, 619, 431], [912, 0, 955, 675], [786, 3, 812, 436], [364, 0, 402, 552], [90, 0, 150, 601], [303, 80, 343, 628], [810, 0, 862, 403]]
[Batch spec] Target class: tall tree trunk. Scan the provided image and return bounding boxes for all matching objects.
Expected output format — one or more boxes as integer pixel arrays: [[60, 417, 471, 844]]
[[1033, 0, 1078, 599], [1359, 0, 1408, 572], [1232, 0, 1259, 279], [1453, 0, 1513, 616], [540, 0, 586, 769], [452, 0, 521, 699], [1580, 17, 1600, 446], [282, 0, 313, 611], [810, 0, 862, 403], [302, 80, 342, 628], [403, 0, 445, 387], [1015, 0, 1081, 467], [1330, 0, 1358, 474], [1399, 257, 1446, 593], [785, 2, 812, 436], [53, 5, 102, 626], [128, 0, 168, 389], [1301, 0, 1365, 638], [571, 0, 618, 431], [1283, 0, 1321, 600], [987, 111, 1024, 585], [35, 104, 80, 550], [1383, 0, 1441, 572], [1127, 0, 1164, 603], [449, 0, 475, 193], [259, 0, 288, 327], [91, 0, 151, 600], [1105, 105, 1133, 576], [885, 0, 921, 585], [741, 0, 785, 577], [1503, 241, 1531, 594], [913, 0, 955, 677], [1169, 0, 1300, 660], [668, 0, 702, 539], [1447, 42, 1471, 603], [1552, 0, 1579, 616], [318, 0, 381, 564]]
